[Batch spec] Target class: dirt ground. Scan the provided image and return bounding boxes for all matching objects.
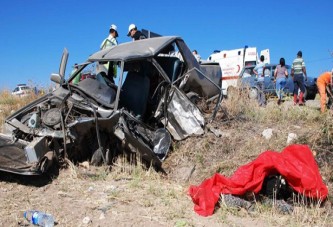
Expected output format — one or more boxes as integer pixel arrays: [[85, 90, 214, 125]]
[[0, 164, 276, 227], [0, 99, 332, 227], [0, 157, 287, 227]]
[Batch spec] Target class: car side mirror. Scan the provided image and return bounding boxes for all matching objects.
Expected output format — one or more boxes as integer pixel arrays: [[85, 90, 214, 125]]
[[50, 73, 61, 84]]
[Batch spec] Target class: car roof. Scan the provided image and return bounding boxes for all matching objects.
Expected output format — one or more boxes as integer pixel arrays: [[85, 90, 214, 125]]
[[88, 36, 180, 62]]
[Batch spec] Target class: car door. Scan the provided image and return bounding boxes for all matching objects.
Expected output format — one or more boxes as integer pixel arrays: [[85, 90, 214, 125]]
[[264, 66, 276, 95], [284, 66, 293, 95], [239, 66, 256, 88]]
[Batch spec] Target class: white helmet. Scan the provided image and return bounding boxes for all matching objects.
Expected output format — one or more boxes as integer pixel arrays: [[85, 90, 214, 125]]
[[110, 24, 117, 31], [110, 24, 118, 37], [127, 24, 136, 36]]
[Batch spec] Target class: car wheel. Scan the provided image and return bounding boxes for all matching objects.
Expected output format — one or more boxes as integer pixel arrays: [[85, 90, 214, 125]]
[[301, 88, 307, 100], [249, 87, 258, 99], [304, 88, 316, 100], [296, 87, 316, 100], [306, 93, 316, 100], [186, 92, 200, 104]]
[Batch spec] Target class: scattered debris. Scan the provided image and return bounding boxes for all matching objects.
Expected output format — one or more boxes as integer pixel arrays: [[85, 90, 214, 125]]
[[220, 194, 252, 210], [79, 161, 90, 170], [261, 197, 294, 214], [82, 216, 91, 224], [262, 128, 273, 140], [220, 194, 294, 214], [287, 133, 297, 144], [207, 124, 223, 137]]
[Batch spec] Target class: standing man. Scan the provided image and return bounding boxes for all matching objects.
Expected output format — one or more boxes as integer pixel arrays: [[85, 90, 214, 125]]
[[127, 24, 146, 41], [192, 50, 201, 62], [316, 69, 333, 113], [99, 24, 118, 80], [100, 24, 118, 49], [253, 55, 267, 106], [291, 51, 307, 105]]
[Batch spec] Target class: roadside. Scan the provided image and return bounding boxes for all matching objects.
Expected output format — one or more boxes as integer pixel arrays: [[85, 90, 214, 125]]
[[0, 94, 332, 226]]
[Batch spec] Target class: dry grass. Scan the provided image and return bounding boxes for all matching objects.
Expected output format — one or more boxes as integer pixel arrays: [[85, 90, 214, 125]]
[[165, 90, 333, 226], [0, 89, 332, 226], [0, 90, 42, 132]]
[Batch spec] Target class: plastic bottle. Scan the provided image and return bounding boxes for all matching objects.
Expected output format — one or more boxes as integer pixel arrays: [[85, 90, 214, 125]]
[[24, 210, 54, 227]]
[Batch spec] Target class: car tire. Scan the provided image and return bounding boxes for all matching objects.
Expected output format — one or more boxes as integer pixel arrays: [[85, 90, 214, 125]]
[[186, 92, 200, 104], [302, 88, 307, 100], [249, 87, 259, 100], [304, 88, 316, 100], [306, 93, 316, 100]]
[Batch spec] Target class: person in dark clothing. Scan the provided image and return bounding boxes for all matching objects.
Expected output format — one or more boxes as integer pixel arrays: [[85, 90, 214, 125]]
[[127, 24, 146, 41], [291, 51, 307, 105]]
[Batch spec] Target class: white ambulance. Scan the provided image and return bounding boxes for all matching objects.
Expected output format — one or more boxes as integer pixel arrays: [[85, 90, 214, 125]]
[[208, 46, 270, 96]]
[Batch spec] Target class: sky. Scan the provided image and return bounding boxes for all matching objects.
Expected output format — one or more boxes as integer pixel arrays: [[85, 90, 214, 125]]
[[0, 0, 332, 91]]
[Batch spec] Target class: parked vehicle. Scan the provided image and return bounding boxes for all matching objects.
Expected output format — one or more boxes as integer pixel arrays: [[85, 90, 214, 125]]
[[208, 46, 270, 97], [12, 84, 33, 97], [238, 64, 317, 100], [0, 36, 222, 175]]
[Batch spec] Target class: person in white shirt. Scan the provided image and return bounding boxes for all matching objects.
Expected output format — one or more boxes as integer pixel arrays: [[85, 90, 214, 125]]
[[98, 24, 119, 83], [192, 50, 201, 62], [100, 24, 118, 49], [253, 55, 267, 106]]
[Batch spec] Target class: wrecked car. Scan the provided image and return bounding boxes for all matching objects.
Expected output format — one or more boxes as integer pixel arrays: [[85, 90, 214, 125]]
[[0, 36, 222, 175]]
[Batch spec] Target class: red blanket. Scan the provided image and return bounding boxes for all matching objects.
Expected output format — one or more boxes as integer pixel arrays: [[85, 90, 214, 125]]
[[188, 144, 328, 216]]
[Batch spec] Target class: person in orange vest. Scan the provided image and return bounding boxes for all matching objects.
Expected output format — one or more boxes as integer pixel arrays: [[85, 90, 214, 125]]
[[316, 69, 333, 113]]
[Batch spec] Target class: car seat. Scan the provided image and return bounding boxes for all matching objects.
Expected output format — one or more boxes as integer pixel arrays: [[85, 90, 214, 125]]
[[119, 70, 150, 118], [156, 56, 182, 82]]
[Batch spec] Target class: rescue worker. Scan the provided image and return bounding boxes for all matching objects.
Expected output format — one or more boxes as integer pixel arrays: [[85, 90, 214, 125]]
[[291, 51, 307, 105], [100, 24, 118, 49], [316, 69, 333, 113], [127, 24, 146, 41], [99, 24, 118, 82]]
